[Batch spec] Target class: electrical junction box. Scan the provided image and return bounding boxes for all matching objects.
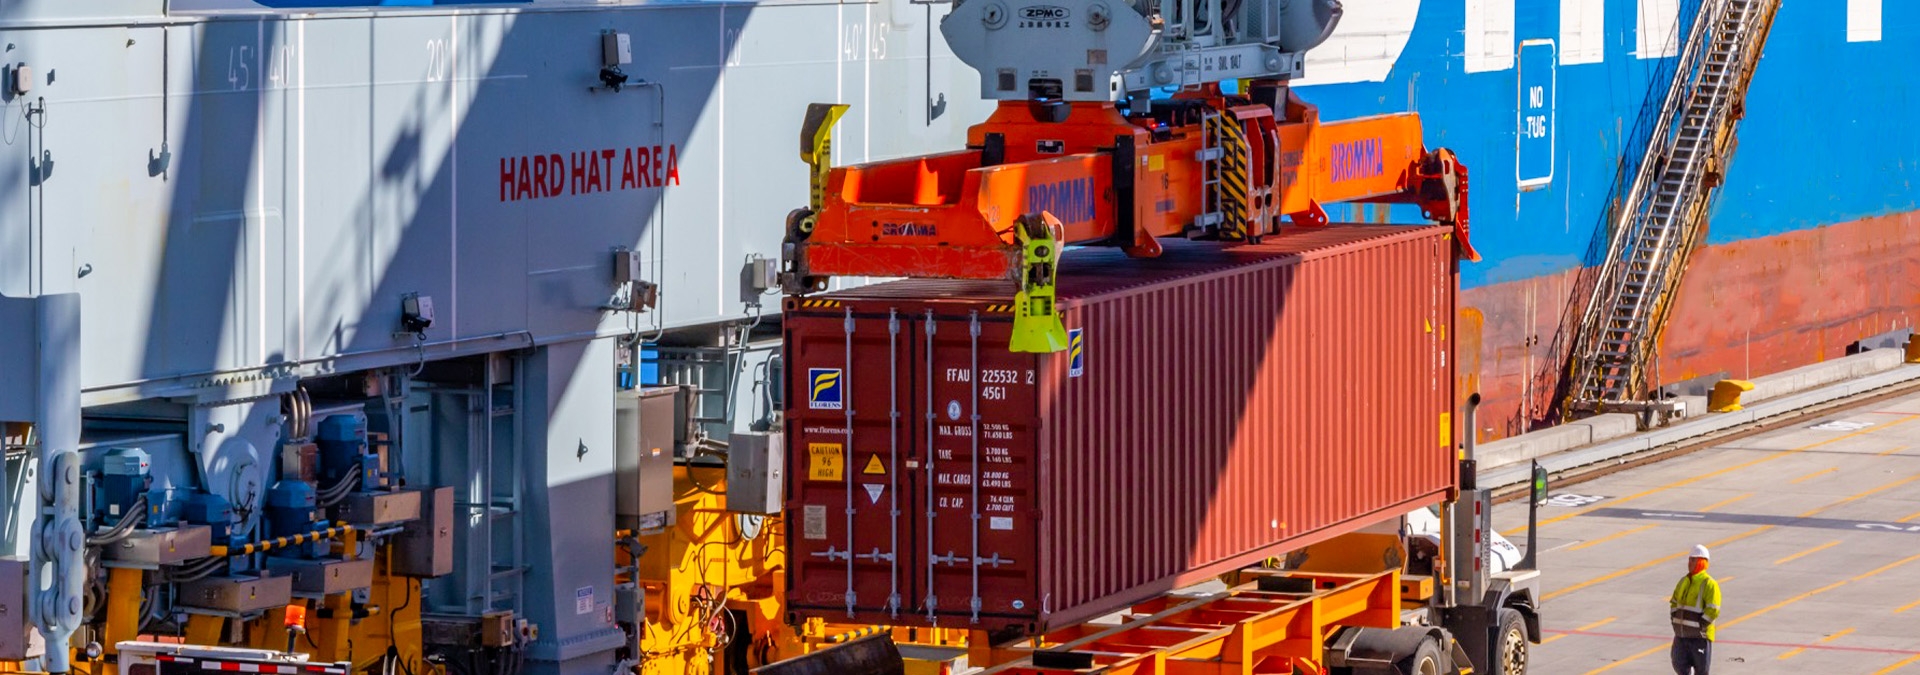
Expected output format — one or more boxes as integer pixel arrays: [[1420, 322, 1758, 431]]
[[179, 575, 293, 614], [103, 525, 213, 566], [401, 293, 434, 333], [602, 32, 632, 67], [615, 387, 681, 531], [0, 558, 43, 660], [393, 486, 453, 577], [480, 611, 515, 647], [726, 431, 784, 514], [747, 256, 779, 293], [265, 557, 375, 596], [613, 249, 643, 284], [336, 488, 423, 526]]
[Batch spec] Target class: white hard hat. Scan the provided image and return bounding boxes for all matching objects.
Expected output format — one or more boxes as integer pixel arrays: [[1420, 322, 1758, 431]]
[[1691, 545, 1710, 560]]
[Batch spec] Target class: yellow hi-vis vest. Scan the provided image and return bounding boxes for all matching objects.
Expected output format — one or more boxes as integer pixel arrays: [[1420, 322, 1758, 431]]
[[1670, 572, 1722, 641]]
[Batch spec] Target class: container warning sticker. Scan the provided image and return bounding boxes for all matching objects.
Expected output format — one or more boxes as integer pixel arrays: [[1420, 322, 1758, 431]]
[[802, 505, 827, 540], [1068, 328, 1085, 378], [574, 586, 594, 615], [863, 455, 887, 475], [863, 484, 884, 504], [808, 443, 844, 481], [990, 517, 1014, 531]]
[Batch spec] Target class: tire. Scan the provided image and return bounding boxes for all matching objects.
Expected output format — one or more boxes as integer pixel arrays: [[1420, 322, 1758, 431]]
[[1396, 638, 1446, 675], [1496, 608, 1529, 675]]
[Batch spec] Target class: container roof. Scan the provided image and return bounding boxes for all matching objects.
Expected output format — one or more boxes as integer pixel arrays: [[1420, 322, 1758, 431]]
[[820, 224, 1446, 304]]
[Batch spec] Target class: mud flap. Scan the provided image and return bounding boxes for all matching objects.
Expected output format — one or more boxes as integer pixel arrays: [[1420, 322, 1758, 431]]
[[752, 634, 905, 675]]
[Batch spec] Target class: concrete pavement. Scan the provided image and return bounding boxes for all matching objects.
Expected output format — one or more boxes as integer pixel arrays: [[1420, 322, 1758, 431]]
[[1494, 391, 1920, 674]]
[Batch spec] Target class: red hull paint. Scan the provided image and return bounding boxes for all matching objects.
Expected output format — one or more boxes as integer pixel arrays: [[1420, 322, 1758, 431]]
[[1460, 213, 1920, 440]]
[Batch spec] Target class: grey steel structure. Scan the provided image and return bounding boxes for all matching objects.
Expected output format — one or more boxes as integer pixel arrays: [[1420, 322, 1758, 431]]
[[0, 1, 986, 673]]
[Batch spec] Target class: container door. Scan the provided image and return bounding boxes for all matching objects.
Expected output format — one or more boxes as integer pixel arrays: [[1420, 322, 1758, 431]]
[[785, 305, 916, 623], [913, 309, 1041, 630]]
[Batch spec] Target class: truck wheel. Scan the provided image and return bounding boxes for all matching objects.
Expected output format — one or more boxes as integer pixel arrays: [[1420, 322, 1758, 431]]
[[1396, 638, 1445, 675], [1496, 608, 1529, 675]]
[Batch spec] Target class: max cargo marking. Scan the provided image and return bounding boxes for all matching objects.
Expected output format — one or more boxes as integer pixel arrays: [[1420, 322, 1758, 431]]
[[498, 144, 681, 202]]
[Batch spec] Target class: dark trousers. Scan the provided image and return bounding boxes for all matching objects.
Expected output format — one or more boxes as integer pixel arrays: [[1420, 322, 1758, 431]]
[[1671, 637, 1712, 675]]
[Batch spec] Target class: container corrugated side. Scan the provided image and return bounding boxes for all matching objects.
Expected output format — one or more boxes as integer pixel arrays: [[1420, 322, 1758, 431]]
[[783, 225, 1458, 633], [1037, 225, 1457, 628]]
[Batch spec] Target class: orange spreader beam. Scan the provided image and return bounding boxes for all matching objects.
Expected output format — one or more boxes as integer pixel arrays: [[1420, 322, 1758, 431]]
[[783, 84, 1478, 289]]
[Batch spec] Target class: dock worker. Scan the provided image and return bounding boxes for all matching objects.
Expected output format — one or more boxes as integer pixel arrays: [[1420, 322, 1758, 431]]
[[1670, 544, 1721, 674]]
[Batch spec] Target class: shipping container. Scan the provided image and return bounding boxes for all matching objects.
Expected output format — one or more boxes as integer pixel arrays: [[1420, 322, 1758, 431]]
[[782, 224, 1457, 633]]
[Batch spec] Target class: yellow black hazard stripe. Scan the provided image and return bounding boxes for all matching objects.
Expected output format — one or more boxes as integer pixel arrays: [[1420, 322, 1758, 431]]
[[210, 523, 355, 557], [795, 299, 842, 309], [983, 304, 1015, 313], [1214, 116, 1252, 239]]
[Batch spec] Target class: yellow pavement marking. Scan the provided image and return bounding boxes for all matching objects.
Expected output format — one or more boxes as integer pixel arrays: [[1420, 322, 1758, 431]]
[[1898, 509, 1920, 524], [1877, 445, 1911, 457], [1896, 597, 1920, 614], [1723, 552, 1920, 630], [1584, 644, 1669, 674], [1507, 414, 1920, 536], [1699, 493, 1753, 511], [1568, 525, 1658, 551], [1544, 528, 1766, 601], [1818, 472, 1920, 511], [1544, 472, 1920, 602], [1774, 540, 1842, 566], [1791, 467, 1838, 483], [1539, 616, 1615, 645], [1778, 627, 1855, 660], [1877, 654, 1920, 674]]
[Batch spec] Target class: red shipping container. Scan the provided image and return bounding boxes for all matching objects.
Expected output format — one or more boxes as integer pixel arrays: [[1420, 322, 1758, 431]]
[[782, 224, 1457, 634]]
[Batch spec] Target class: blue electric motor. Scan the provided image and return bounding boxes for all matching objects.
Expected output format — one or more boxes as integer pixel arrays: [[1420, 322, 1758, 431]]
[[265, 479, 322, 556], [184, 492, 234, 540], [316, 415, 379, 492], [93, 447, 151, 528], [144, 487, 182, 528]]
